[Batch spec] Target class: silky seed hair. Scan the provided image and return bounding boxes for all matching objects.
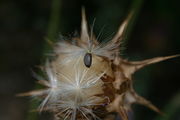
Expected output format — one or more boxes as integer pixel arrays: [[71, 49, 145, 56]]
[[54, 8, 125, 68], [18, 8, 180, 120]]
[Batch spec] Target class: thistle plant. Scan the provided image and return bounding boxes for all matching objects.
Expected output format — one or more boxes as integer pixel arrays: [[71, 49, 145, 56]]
[[19, 8, 179, 120]]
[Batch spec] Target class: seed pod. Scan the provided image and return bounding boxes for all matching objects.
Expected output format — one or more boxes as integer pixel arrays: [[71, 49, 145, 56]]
[[84, 53, 92, 68]]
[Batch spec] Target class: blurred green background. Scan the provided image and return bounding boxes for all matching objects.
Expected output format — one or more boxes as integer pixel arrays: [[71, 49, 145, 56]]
[[0, 0, 180, 120]]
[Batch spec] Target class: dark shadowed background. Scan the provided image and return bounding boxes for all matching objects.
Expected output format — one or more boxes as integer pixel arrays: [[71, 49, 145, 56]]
[[0, 0, 180, 120]]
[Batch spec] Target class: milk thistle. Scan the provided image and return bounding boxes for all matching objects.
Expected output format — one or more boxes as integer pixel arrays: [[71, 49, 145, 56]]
[[19, 8, 179, 120]]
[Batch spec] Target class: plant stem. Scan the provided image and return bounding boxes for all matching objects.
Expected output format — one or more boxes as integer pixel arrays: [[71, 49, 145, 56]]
[[26, 0, 61, 120], [124, 0, 144, 42], [154, 92, 180, 120], [47, 0, 61, 41]]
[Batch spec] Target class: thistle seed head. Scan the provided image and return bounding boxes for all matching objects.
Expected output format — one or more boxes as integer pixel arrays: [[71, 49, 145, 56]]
[[19, 8, 180, 120]]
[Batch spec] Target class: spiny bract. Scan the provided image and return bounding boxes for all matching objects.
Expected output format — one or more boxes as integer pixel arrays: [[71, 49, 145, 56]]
[[20, 8, 179, 120]]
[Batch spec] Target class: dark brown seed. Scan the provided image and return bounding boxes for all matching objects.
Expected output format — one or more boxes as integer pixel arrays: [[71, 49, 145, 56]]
[[84, 53, 92, 68]]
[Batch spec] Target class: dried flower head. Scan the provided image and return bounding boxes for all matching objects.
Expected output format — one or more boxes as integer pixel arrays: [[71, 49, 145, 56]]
[[19, 8, 179, 120]]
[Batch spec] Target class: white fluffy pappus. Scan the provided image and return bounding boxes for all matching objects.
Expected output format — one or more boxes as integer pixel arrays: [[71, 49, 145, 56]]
[[53, 69, 106, 119], [54, 38, 121, 66], [24, 59, 108, 119], [20, 61, 61, 111], [52, 94, 104, 120], [53, 9, 125, 67]]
